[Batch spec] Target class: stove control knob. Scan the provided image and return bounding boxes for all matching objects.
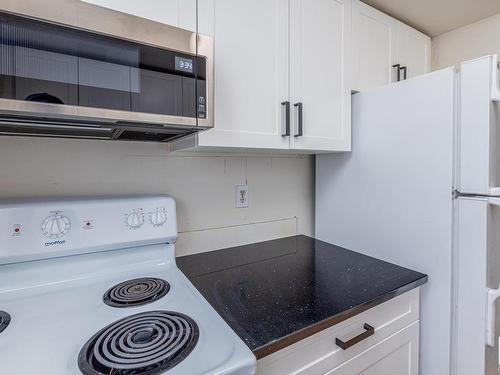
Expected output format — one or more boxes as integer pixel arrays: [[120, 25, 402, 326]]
[[41, 214, 71, 238], [125, 211, 144, 229], [150, 209, 167, 227]]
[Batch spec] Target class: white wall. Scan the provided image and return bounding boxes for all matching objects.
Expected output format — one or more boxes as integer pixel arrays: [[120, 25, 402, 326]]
[[0, 136, 314, 256], [432, 13, 500, 70]]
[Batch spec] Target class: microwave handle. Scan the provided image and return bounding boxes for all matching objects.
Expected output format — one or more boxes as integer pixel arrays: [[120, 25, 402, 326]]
[[294, 102, 303, 137], [281, 101, 290, 137]]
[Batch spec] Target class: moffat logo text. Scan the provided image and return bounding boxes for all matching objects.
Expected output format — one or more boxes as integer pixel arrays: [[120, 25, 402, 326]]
[[44, 240, 65, 247]]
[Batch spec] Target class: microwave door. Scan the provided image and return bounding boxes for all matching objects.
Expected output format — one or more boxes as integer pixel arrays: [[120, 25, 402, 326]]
[[130, 68, 183, 116], [0, 10, 209, 136]]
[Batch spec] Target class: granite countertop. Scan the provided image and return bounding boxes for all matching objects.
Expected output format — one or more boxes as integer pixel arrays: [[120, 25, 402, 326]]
[[177, 235, 428, 359]]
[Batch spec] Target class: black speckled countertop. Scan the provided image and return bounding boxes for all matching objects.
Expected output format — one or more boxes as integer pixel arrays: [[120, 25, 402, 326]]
[[177, 235, 427, 359]]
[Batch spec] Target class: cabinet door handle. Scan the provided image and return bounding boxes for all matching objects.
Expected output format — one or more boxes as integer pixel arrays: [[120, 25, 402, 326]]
[[294, 102, 303, 137], [281, 101, 290, 137], [392, 64, 401, 82], [335, 323, 374, 350], [400, 66, 408, 80]]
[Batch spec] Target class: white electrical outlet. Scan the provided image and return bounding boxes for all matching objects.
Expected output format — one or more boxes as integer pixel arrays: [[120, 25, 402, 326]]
[[235, 185, 249, 208]]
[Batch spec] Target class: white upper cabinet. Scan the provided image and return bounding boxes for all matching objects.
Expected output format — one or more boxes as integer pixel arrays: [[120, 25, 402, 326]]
[[289, 0, 351, 152], [197, 0, 351, 153], [393, 21, 431, 81], [352, 1, 393, 90], [196, 0, 290, 150], [80, 0, 197, 31], [352, 0, 430, 91]]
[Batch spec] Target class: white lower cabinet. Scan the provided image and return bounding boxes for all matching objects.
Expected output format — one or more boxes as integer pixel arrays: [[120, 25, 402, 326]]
[[326, 322, 418, 375], [256, 289, 420, 375]]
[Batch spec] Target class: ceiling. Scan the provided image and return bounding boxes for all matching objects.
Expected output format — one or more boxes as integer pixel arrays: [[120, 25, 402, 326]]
[[361, 0, 500, 37]]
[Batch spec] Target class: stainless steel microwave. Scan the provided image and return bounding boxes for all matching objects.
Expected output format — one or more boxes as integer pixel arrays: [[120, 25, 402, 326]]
[[0, 0, 213, 142]]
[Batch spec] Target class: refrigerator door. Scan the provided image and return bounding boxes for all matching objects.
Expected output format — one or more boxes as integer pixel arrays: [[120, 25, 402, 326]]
[[316, 68, 455, 375], [455, 196, 500, 375], [459, 55, 500, 196]]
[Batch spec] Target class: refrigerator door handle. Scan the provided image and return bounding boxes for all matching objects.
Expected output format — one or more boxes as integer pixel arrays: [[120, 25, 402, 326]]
[[490, 55, 500, 101], [487, 284, 500, 347], [489, 197, 500, 207]]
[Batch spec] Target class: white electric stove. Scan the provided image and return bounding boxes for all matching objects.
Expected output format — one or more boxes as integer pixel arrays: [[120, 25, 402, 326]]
[[0, 196, 256, 374]]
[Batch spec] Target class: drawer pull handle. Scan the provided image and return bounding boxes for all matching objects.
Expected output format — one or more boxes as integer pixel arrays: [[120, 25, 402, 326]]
[[335, 323, 374, 350]]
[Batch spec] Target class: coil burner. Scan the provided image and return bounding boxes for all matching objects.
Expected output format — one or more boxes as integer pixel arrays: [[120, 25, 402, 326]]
[[0, 311, 10, 334], [78, 310, 199, 375], [103, 278, 170, 308]]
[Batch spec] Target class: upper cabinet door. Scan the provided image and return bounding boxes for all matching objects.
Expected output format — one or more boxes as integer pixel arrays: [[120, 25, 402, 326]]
[[352, 1, 430, 90], [197, 0, 290, 150], [80, 0, 197, 31], [352, 1, 394, 91], [289, 0, 352, 152], [393, 21, 431, 80]]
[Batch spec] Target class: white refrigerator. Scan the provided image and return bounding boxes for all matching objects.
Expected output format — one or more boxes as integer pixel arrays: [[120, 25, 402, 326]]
[[316, 55, 500, 375]]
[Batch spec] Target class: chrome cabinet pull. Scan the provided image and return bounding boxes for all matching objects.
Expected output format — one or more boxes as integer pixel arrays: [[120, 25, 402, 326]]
[[400, 65, 408, 80], [335, 323, 374, 350], [392, 64, 401, 82], [294, 102, 303, 137], [281, 101, 290, 137]]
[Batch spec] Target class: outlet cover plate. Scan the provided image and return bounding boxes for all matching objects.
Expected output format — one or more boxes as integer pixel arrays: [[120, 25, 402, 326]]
[[235, 185, 249, 208]]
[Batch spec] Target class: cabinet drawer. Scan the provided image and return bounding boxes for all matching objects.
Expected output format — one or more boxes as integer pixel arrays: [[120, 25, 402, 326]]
[[257, 288, 419, 375], [326, 321, 419, 375]]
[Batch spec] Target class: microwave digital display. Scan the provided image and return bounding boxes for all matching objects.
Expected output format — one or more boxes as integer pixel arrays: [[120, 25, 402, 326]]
[[175, 56, 194, 73]]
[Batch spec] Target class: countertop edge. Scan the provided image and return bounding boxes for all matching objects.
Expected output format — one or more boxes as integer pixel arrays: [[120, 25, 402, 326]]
[[253, 275, 428, 359]]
